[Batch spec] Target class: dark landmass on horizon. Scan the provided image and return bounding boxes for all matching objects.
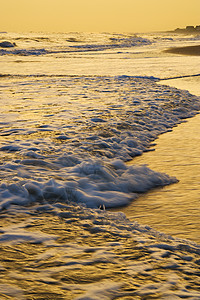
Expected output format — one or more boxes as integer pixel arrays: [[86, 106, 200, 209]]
[[164, 45, 200, 56], [170, 25, 200, 34]]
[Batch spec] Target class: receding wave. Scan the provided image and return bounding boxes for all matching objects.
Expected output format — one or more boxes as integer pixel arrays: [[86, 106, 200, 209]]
[[0, 76, 199, 211]]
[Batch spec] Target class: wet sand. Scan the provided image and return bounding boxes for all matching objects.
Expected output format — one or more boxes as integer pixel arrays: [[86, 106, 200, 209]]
[[115, 114, 200, 243], [112, 75, 200, 243], [164, 45, 200, 56]]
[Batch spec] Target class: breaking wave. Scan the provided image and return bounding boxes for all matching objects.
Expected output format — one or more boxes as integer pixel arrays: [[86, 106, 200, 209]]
[[0, 35, 152, 56], [0, 76, 199, 211]]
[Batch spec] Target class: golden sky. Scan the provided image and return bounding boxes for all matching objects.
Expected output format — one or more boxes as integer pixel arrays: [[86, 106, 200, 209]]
[[1, 0, 200, 33]]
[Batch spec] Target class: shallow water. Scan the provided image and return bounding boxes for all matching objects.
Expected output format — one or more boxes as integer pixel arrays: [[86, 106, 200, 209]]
[[0, 31, 200, 299], [1, 204, 200, 300]]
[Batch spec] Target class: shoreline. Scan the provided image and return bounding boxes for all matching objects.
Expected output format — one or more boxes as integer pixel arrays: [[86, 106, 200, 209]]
[[112, 76, 200, 243], [114, 114, 200, 243], [164, 45, 200, 56]]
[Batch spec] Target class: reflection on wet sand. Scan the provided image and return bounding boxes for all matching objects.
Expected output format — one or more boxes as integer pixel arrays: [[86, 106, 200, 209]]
[[115, 113, 200, 243]]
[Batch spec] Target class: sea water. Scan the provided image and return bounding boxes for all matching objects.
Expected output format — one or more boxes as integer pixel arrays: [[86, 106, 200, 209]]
[[0, 31, 200, 299]]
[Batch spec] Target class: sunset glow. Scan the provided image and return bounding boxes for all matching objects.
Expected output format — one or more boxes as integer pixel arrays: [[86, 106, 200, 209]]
[[1, 0, 200, 33]]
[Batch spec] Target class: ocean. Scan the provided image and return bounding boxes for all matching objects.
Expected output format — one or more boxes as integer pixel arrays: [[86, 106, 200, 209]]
[[0, 31, 200, 299]]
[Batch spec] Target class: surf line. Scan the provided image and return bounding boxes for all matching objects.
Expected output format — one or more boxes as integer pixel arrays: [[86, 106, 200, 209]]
[[161, 73, 200, 81]]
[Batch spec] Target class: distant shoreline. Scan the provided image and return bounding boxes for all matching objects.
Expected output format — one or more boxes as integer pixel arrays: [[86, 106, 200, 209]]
[[164, 45, 200, 56]]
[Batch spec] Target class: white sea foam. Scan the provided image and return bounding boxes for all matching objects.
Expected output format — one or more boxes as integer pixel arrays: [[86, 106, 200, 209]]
[[1, 76, 199, 210]]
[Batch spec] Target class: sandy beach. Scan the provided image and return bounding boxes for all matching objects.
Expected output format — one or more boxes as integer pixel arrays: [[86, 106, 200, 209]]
[[164, 45, 200, 56]]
